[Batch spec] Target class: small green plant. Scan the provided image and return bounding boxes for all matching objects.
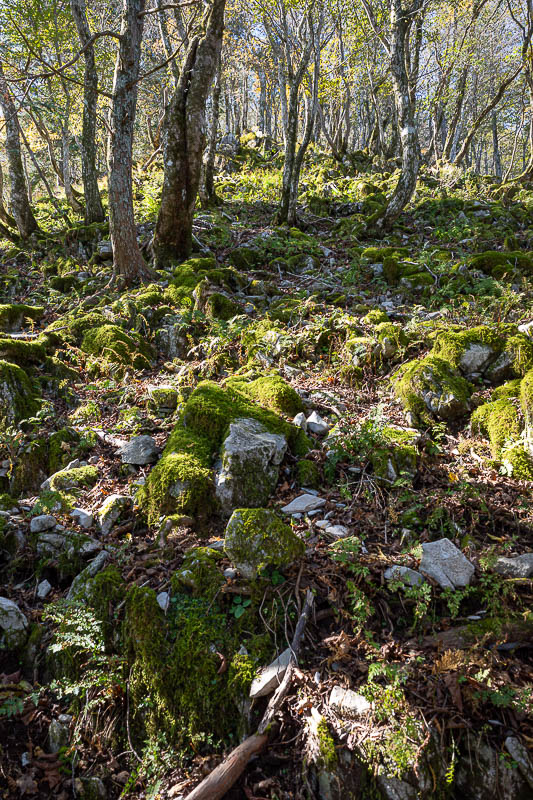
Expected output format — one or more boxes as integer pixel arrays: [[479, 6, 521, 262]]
[[230, 595, 252, 619]]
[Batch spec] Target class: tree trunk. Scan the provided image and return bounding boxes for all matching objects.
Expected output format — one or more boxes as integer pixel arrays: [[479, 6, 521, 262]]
[[70, 0, 106, 223], [200, 52, 222, 208], [378, 0, 423, 227], [153, 0, 226, 267], [108, 0, 152, 285], [0, 62, 39, 238]]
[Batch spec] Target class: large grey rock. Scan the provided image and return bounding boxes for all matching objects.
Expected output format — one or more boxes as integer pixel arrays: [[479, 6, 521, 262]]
[[97, 494, 132, 535], [306, 411, 330, 435], [0, 597, 28, 648], [419, 538, 474, 589], [456, 738, 530, 800], [458, 343, 494, 378], [282, 494, 326, 514], [30, 514, 56, 533], [117, 435, 159, 465], [329, 685, 371, 718], [70, 508, 94, 529], [250, 647, 291, 698], [36, 531, 100, 560], [215, 418, 287, 515], [494, 553, 533, 579]]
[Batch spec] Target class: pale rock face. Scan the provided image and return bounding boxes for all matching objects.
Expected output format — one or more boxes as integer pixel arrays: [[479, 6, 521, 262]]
[[0, 596, 28, 649], [306, 411, 330, 435], [384, 565, 425, 587], [250, 647, 292, 698], [494, 553, 533, 579], [458, 343, 494, 378], [214, 418, 287, 515], [419, 538, 474, 589], [117, 435, 160, 465], [329, 685, 371, 718], [282, 494, 326, 514], [30, 514, 56, 533], [97, 494, 133, 535]]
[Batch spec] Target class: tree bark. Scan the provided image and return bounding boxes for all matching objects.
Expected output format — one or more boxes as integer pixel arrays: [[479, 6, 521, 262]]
[[199, 51, 222, 208], [70, 0, 106, 224], [108, 0, 152, 284], [0, 62, 39, 238], [153, 0, 226, 267]]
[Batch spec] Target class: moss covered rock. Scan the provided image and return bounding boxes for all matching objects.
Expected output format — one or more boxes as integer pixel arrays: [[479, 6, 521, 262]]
[[0, 360, 40, 423], [81, 324, 154, 372], [226, 374, 303, 416], [225, 508, 305, 579], [370, 427, 418, 483], [471, 399, 521, 458], [172, 546, 225, 596], [393, 356, 472, 425], [44, 465, 99, 494], [0, 304, 44, 332]]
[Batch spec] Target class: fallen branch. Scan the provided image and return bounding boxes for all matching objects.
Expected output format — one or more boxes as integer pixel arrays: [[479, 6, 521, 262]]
[[183, 589, 314, 800]]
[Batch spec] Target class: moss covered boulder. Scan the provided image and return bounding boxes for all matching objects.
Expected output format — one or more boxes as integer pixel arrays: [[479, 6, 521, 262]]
[[43, 465, 99, 494], [81, 324, 154, 373], [137, 380, 310, 526], [226, 374, 304, 416], [0, 360, 40, 423], [393, 356, 472, 425], [469, 250, 533, 278], [370, 427, 418, 483], [0, 304, 44, 332], [225, 508, 305, 579]]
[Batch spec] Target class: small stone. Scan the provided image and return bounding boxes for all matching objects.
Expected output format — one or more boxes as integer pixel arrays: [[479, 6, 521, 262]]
[[30, 514, 56, 533], [70, 508, 94, 529], [37, 579, 52, 600], [494, 553, 533, 579], [281, 494, 326, 514], [88, 456, 99, 465], [156, 591, 170, 612], [293, 412, 307, 431], [314, 519, 329, 529], [21, 752, 30, 767], [223, 567, 238, 579], [48, 719, 69, 753], [306, 411, 330, 435], [97, 494, 132, 535], [0, 597, 28, 648], [329, 685, 371, 718], [419, 538, 474, 589], [250, 648, 291, 698], [325, 524, 349, 538], [117, 435, 160, 465], [384, 565, 425, 586]]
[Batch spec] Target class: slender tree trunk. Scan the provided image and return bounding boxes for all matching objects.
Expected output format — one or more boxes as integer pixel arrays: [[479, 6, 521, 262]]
[[200, 52, 222, 208], [491, 110, 502, 179], [376, 0, 423, 228], [153, 0, 226, 266], [108, 0, 152, 284], [70, 0, 106, 224], [0, 62, 39, 237], [0, 162, 16, 229]]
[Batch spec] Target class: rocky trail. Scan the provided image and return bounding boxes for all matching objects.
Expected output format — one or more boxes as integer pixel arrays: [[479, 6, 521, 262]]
[[0, 152, 532, 800]]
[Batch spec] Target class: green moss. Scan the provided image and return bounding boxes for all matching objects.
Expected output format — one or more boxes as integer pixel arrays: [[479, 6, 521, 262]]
[[296, 459, 320, 488], [0, 335, 50, 366], [81, 324, 154, 372], [362, 309, 389, 325], [204, 292, 240, 320], [11, 440, 48, 495], [505, 333, 533, 376], [47, 465, 99, 493], [491, 379, 521, 400], [171, 547, 224, 598], [469, 250, 533, 276], [520, 368, 533, 422], [124, 587, 247, 750], [229, 246, 261, 270], [0, 360, 40, 422], [375, 322, 408, 349], [471, 399, 521, 457], [370, 427, 418, 482], [0, 304, 44, 332], [393, 355, 472, 425], [316, 718, 337, 770], [431, 326, 505, 370], [382, 257, 399, 283], [362, 246, 409, 262], [501, 443, 533, 480], [226, 374, 304, 416], [225, 508, 305, 579]]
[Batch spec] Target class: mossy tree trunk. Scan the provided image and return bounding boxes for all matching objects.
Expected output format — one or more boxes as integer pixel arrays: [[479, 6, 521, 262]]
[[70, 0, 106, 224], [108, 0, 153, 285], [0, 62, 39, 239], [153, 0, 226, 267]]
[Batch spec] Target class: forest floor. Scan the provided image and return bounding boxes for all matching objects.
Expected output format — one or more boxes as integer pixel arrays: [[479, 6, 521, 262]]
[[0, 150, 532, 800]]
